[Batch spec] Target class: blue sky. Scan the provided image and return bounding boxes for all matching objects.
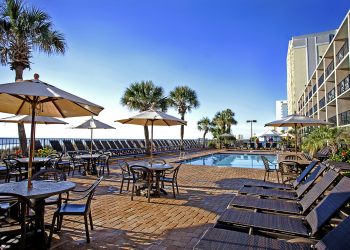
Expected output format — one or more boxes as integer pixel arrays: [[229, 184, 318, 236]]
[[0, 0, 349, 139]]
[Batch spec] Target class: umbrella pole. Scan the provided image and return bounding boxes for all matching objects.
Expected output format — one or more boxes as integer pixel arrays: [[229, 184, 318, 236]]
[[90, 128, 93, 157], [28, 101, 37, 189], [150, 121, 154, 161], [295, 124, 298, 156]]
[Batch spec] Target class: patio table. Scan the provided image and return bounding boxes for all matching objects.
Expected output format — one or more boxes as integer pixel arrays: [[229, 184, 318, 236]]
[[16, 157, 49, 173], [0, 180, 75, 248], [142, 163, 173, 197], [75, 154, 101, 175]]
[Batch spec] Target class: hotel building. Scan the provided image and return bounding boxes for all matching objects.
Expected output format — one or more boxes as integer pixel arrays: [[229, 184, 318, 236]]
[[287, 31, 336, 114], [297, 11, 350, 128], [275, 100, 288, 131]]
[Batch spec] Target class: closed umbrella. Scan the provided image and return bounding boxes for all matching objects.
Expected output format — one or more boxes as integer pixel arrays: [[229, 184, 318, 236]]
[[72, 116, 115, 160], [116, 109, 187, 159], [0, 75, 104, 188], [265, 114, 332, 153]]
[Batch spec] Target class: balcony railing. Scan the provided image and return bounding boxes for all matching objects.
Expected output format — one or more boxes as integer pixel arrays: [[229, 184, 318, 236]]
[[309, 108, 313, 115], [319, 97, 325, 109], [328, 116, 337, 126], [339, 110, 350, 126], [313, 104, 317, 113], [313, 83, 317, 93], [325, 60, 334, 78], [318, 74, 324, 87], [336, 39, 349, 64], [306, 111, 309, 116], [327, 87, 336, 103], [337, 74, 350, 96]]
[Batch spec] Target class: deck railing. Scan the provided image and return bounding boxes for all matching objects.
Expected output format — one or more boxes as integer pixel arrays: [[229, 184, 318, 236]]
[[337, 74, 350, 96]]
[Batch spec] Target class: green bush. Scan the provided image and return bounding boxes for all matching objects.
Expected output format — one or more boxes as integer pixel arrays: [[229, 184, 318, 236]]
[[329, 148, 350, 163], [35, 148, 56, 157]]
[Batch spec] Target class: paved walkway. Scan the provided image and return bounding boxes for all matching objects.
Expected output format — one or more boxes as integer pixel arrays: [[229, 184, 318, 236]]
[[48, 151, 277, 249]]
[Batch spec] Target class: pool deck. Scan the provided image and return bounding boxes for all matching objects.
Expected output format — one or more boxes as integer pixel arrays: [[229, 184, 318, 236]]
[[44, 149, 278, 249]]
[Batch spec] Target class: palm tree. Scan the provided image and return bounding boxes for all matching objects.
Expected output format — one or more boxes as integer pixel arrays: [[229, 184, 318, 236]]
[[0, 0, 66, 155], [121, 81, 168, 154], [212, 109, 237, 134], [197, 117, 211, 148], [169, 86, 199, 149]]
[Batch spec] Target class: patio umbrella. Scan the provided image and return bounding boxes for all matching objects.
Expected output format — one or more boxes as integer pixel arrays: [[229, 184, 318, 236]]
[[0, 75, 104, 188], [72, 116, 115, 159], [0, 115, 68, 125], [116, 109, 187, 159], [265, 114, 332, 153]]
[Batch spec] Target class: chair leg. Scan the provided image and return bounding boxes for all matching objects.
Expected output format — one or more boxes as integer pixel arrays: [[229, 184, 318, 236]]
[[276, 171, 280, 183], [176, 181, 179, 194], [84, 214, 90, 243], [131, 184, 134, 201], [147, 184, 151, 203], [58, 215, 64, 231], [127, 179, 130, 191], [267, 172, 270, 181], [120, 178, 124, 194], [263, 172, 266, 181], [172, 182, 176, 198], [89, 211, 93, 230], [47, 212, 58, 247]]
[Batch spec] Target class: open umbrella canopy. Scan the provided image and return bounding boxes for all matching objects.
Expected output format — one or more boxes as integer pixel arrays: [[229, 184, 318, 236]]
[[265, 114, 332, 127], [73, 117, 115, 129], [256, 129, 280, 138], [0, 79, 103, 117], [0, 115, 68, 125], [0, 76, 104, 188], [117, 110, 187, 126], [116, 109, 186, 159]]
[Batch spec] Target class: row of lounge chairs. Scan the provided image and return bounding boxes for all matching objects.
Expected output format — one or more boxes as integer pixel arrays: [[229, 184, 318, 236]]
[[44, 139, 203, 157], [195, 160, 350, 249]]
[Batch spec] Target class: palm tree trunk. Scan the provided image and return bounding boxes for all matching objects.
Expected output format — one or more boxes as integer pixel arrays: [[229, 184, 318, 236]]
[[180, 113, 185, 150], [203, 131, 207, 148], [144, 125, 150, 155], [14, 66, 28, 156]]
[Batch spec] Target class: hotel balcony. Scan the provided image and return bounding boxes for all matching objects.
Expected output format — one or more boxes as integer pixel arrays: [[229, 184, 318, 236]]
[[339, 110, 350, 126], [328, 115, 337, 127], [325, 61, 334, 78], [337, 74, 350, 96], [336, 39, 349, 65], [319, 97, 326, 109], [327, 87, 336, 103]]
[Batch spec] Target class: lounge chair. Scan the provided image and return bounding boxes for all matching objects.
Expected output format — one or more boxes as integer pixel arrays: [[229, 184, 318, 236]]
[[74, 140, 87, 151], [35, 140, 43, 150], [93, 140, 105, 152], [217, 176, 350, 237], [239, 163, 327, 200], [63, 140, 76, 153], [230, 169, 339, 215], [317, 146, 331, 161], [244, 160, 318, 190], [108, 140, 121, 155], [50, 140, 64, 153], [194, 215, 350, 250], [84, 140, 97, 152], [100, 141, 116, 155]]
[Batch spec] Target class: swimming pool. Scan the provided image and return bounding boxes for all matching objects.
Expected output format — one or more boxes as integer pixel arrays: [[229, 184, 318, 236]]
[[181, 153, 277, 168]]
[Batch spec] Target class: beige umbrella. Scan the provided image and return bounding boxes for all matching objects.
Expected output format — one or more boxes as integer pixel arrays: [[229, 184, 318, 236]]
[[265, 114, 332, 153], [0, 75, 104, 188], [0, 115, 68, 125], [116, 109, 187, 159], [72, 116, 115, 160]]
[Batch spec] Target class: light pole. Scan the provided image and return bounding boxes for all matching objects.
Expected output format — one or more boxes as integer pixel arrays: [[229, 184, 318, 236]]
[[246, 120, 257, 144]]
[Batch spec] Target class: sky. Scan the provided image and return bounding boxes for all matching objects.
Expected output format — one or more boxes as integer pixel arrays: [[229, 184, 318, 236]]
[[0, 0, 349, 140]]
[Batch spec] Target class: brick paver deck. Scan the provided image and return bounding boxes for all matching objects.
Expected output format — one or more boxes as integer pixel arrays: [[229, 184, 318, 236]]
[[48, 150, 278, 249]]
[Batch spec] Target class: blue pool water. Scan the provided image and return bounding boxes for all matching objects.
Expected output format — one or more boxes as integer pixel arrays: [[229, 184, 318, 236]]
[[181, 153, 277, 168]]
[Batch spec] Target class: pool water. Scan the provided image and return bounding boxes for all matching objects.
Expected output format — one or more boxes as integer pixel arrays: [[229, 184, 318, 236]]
[[181, 153, 277, 168]]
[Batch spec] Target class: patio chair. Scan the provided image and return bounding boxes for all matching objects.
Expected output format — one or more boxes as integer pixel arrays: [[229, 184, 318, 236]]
[[317, 146, 331, 161], [239, 163, 327, 200], [3, 158, 28, 182], [0, 193, 32, 249], [130, 165, 153, 203], [230, 169, 339, 215], [50, 140, 64, 153], [32, 169, 67, 207], [119, 161, 132, 193], [160, 163, 182, 198], [74, 140, 87, 151], [217, 176, 350, 238], [48, 176, 103, 245], [63, 140, 76, 153], [69, 154, 87, 176], [96, 153, 110, 176], [43, 154, 61, 169], [261, 155, 280, 183], [244, 160, 318, 190], [194, 215, 350, 250]]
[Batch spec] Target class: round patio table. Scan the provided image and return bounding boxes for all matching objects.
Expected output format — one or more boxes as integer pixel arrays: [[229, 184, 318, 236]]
[[0, 180, 76, 248], [75, 153, 101, 175], [16, 157, 49, 172], [143, 163, 173, 196]]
